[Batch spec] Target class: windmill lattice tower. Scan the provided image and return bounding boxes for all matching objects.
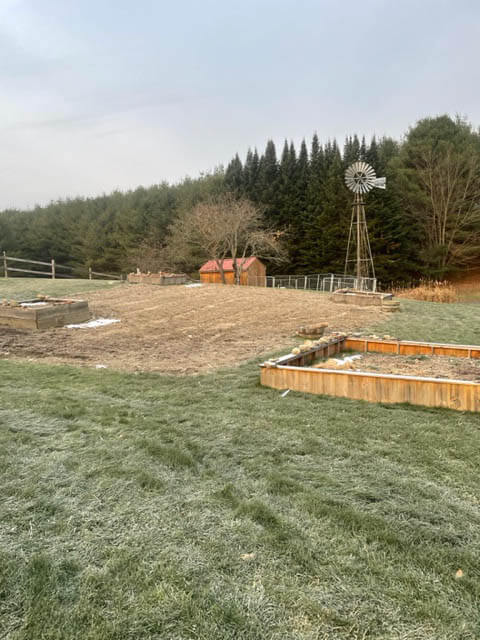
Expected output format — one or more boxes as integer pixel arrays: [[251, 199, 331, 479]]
[[344, 161, 386, 286]]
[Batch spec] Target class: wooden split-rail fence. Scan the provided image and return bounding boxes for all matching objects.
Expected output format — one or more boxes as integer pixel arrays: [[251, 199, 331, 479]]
[[2, 252, 123, 281]]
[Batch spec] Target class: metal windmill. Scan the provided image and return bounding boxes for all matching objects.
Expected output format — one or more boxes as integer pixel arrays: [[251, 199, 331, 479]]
[[344, 161, 386, 286]]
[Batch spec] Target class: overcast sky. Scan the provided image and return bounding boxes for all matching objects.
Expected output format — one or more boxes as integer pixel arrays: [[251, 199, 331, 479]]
[[1, 0, 479, 209]]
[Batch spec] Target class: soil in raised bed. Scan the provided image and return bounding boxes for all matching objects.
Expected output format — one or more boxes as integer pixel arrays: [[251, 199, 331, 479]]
[[313, 351, 480, 382]]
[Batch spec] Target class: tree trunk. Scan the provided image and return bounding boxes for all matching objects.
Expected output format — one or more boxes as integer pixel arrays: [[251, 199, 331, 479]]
[[233, 258, 241, 285], [215, 259, 226, 284]]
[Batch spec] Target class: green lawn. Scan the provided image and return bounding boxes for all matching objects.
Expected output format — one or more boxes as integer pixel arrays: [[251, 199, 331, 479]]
[[373, 298, 480, 345], [0, 278, 124, 300], [1, 287, 480, 639]]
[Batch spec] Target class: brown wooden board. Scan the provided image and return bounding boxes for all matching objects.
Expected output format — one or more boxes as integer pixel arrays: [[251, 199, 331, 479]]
[[261, 365, 480, 412], [344, 338, 480, 359]]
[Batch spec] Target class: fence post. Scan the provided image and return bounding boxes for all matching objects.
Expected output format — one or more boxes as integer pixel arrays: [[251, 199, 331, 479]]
[[330, 273, 334, 292], [272, 277, 275, 288], [304, 276, 307, 289], [89, 267, 92, 280], [51, 259, 55, 280], [373, 279, 377, 292], [316, 274, 320, 291], [3, 251, 7, 278]]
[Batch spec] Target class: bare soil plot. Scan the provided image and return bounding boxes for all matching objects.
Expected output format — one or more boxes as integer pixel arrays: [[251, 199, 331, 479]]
[[338, 351, 480, 381], [0, 284, 383, 373]]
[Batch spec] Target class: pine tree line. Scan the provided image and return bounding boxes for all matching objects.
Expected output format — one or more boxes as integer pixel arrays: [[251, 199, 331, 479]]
[[1, 115, 479, 283], [224, 133, 419, 281]]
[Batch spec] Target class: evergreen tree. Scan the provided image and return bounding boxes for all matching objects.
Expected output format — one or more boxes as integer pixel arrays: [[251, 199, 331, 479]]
[[288, 139, 310, 270], [365, 135, 379, 167], [243, 148, 260, 199], [359, 135, 367, 160], [224, 154, 244, 194], [361, 137, 419, 283], [257, 140, 280, 228], [257, 140, 278, 200], [343, 135, 361, 165]]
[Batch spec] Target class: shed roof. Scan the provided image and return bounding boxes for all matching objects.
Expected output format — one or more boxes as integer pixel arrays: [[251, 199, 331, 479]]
[[199, 257, 260, 273]]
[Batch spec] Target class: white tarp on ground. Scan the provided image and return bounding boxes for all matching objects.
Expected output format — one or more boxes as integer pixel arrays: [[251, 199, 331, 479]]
[[333, 355, 362, 366], [20, 302, 48, 307], [185, 283, 202, 288], [66, 318, 120, 329]]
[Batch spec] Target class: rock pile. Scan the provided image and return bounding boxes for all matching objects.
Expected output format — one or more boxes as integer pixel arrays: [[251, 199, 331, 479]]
[[296, 322, 328, 338]]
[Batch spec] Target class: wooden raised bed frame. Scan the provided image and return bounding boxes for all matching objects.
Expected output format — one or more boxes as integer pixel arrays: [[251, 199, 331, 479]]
[[260, 337, 480, 412], [0, 298, 90, 329]]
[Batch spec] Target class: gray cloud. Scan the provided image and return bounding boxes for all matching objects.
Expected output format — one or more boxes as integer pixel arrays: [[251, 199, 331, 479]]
[[0, 0, 479, 209]]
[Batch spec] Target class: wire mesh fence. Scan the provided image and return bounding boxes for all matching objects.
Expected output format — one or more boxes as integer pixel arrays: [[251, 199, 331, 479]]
[[250, 273, 377, 292]]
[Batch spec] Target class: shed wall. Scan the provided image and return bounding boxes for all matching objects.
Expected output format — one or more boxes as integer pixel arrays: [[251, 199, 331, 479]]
[[199, 258, 266, 286]]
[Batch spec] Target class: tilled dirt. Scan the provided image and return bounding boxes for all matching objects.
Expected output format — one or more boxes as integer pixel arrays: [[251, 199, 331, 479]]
[[0, 284, 384, 374], [316, 352, 480, 382]]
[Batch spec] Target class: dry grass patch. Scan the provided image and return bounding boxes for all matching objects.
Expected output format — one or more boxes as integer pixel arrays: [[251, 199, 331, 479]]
[[394, 281, 458, 303]]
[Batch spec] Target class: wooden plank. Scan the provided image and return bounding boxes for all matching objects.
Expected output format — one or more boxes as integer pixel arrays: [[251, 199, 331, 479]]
[[6, 267, 51, 276], [270, 338, 344, 367], [433, 346, 470, 358], [0, 308, 37, 320], [399, 343, 434, 356], [5, 255, 52, 266], [0, 315, 37, 329], [90, 270, 121, 279], [35, 301, 89, 321], [37, 308, 90, 328], [260, 365, 480, 412], [344, 338, 480, 359], [35, 303, 88, 318]]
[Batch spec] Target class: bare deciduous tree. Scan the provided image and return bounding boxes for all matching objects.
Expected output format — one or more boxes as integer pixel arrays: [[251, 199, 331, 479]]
[[127, 233, 165, 273], [401, 143, 480, 276], [162, 193, 285, 282], [418, 147, 480, 270]]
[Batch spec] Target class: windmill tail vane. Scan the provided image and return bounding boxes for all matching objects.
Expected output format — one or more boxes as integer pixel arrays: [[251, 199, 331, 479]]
[[344, 161, 386, 285]]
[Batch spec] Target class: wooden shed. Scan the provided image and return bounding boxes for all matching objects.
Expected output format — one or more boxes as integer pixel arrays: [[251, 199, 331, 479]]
[[199, 257, 266, 286]]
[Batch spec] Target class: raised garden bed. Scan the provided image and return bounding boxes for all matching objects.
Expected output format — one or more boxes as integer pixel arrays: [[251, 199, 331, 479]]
[[0, 298, 90, 329], [260, 336, 480, 412], [331, 288, 397, 309]]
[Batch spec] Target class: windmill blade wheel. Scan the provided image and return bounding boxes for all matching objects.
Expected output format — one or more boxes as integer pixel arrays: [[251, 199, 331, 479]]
[[345, 161, 377, 194]]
